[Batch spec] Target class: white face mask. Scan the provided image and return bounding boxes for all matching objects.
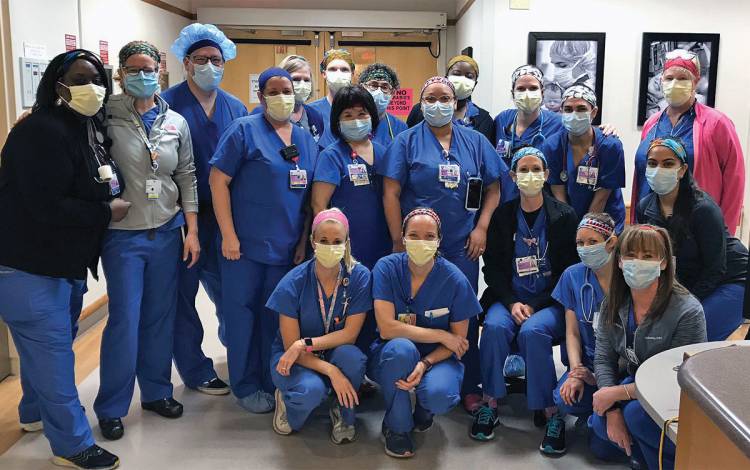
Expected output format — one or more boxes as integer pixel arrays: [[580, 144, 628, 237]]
[[58, 82, 106, 117], [264, 93, 295, 121], [514, 89, 542, 114], [325, 70, 351, 94], [515, 171, 546, 196], [292, 80, 312, 104], [448, 75, 476, 100]]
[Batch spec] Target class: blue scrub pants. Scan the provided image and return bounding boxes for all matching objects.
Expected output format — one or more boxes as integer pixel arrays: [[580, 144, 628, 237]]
[[444, 249, 481, 396], [95, 226, 181, 419], [271, 345, 366, 430], [552, 370, 596, 417], [173, 213, 224, 388], [480, 302, 565, 409], [221, 256, 288, 398], [368, 338, 463, 433], [701, 282, 744, 341], [588, 377, 671, 469], [0, 267, 94, 457]]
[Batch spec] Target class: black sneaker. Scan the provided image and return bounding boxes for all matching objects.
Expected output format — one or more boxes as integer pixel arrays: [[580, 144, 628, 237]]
[[413, 402, 433, 433], [196, 377, 230, 396], [52, 444, 119, 469], [470, 405, 499, 441], [141, 398, 183, 418], [98, 418, 124, 441], [534, 409, 548, 428], [381, 424, 415, 458], [540, 413, 566, 456]]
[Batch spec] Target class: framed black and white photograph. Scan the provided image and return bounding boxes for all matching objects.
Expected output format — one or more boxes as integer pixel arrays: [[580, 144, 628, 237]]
[[527, 32, 606, 125], [637, 33, 720, 125]]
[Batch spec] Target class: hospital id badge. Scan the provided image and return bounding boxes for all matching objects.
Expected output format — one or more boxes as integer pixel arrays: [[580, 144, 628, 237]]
[[576, 165, 598, 186], [496, 139, 508, 158], [347, 163, 370, 186], [515, 255, 539, 277], [289, 169, 308, 189], [109, 173, 121, 196], [397, 313, 417, 326], [145, 179, 161, 200], [438, 164, 460, 188]]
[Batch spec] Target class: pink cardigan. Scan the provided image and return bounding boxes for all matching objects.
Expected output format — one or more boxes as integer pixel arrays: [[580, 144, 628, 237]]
[[632, 102, 745, 235]]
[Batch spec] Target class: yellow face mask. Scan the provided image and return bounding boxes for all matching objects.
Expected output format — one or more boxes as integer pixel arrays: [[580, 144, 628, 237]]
[[403, 239, 439, 266], [662, 79, 693, 107], [314, 243, 346, 268]]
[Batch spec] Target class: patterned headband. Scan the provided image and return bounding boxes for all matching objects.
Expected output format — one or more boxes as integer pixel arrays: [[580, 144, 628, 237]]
[[511, 65, 543, 87], [563, 84, 597, 108], [359, 63, 398, 88], [119, 41, 160, 66], [402, 208, 442, 236], [578, 218, 614, 238], [420, 76, 455, 99], [648, 138, 688, 163]]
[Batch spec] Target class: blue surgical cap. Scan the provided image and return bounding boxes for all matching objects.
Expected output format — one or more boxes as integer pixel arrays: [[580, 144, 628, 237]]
[[511, 146, 547, 170], [258, 67, 293, 92], [172, 23, 237, 62]]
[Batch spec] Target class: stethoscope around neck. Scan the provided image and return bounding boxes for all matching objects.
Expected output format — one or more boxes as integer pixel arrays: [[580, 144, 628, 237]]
[[508, 110, 546, 159], [579, 266, 598, 324]]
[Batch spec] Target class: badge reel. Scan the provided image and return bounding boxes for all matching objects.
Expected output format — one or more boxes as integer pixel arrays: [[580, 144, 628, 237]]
[[281, 144, 308, 189]]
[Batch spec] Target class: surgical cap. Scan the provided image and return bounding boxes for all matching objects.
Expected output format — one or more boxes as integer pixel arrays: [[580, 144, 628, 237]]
[[511, 65, 543, 87], [358, 63, 400, 89], [563, 84, 597, 108], [647, 138, 688, 163], [171, 23, 237, 62], [258, 67, 293, 91], [320, 49, 355, 73], [420, 76, 455, 99], [119, 41, 160, 66], [447, 55, 479, 77], [664, 50, 701, 79], [511, 146, 547, 170]]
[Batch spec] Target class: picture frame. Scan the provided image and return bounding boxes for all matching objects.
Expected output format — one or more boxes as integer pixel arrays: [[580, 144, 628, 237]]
[[527, 32, 606, 125], [637, 33, 720, 125]]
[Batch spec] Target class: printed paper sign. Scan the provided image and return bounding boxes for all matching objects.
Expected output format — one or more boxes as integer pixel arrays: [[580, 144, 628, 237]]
[[387, 88, 413, 116]]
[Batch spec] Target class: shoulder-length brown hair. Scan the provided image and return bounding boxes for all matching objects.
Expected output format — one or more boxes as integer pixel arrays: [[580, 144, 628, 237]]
[[602, 224, 688, 326]]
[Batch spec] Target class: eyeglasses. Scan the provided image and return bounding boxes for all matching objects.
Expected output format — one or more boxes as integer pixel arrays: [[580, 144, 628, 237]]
[[364, 81, 393, 94], [191, 55, 225, 66], [422, 95, 454, 104], [123, 67, 157, 76]]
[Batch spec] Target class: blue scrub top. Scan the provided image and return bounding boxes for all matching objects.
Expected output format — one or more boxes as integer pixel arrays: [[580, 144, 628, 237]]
[[544, 127, 626, 232], [210, 114, 318, 266], [512, 208, 552, 303], [495, 109, 564, 204], [380, 122, 504, 256], [266, 259, 373, 354], [161, 81, 248, 204], [307, 97, 332, 124], [455, 100, 480, 129], [314, 139, 390, 270], [373, 113, 408, 147], [372, 253, 482, 356], [140, 107, 159, 136], [634, 107, 695, 204], [552, 262, 604, 366], [251, 104, 325, 144]]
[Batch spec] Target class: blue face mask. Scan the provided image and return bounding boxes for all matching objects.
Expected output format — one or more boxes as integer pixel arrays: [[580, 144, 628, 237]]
[[577, 241, 611, 271], [340, 118, 372, 142], [622, 259, 662, 290], [645, 166, 680, 195], [369, 88, 392, 116], [124, 71, 159, 98], [422, 101, 454, 127], [562, 111, 592, 136], [192, 63, 224, 92]]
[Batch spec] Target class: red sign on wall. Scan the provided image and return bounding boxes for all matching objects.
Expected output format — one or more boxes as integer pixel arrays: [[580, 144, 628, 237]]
[[99, 40, 109, 65], [387, 88, 413, 116], [64, 34, 77, 51], [159, 52, 167, 71]]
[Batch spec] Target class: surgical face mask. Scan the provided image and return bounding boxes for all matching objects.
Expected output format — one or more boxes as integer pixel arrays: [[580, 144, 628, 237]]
[[192, 63, 223, 92], [577, 241, 611, 271], [448, 75, 476, 100], [314, 243, 346, 268], [513, 90, 543, 114], [515, 171, 546, 196], [340, 118, 372, 142], [293, 80, 312, 104], [422, 101, 454, 128], [58, 82, 106, 117], [369, 88, 392, 115], [662, 79, 693, 107], [404, 239, 439, 266], [264, 93, 295, 121], [326, 71, 351, 94], [562, 111, 592, 136], [645, 166, 680, 195], [124, 71, 159, 98], [622, 259, 662, 290]]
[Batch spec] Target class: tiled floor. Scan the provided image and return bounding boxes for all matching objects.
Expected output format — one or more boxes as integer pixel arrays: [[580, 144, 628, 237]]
[[0, 289, 626, 469]]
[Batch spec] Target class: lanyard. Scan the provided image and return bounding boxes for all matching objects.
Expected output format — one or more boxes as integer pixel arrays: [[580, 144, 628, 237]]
[[385, 114, 394, 140], [316, 268, 343, 334], [86, 120, 107, 167], [510, 110, 545, 153], [129, 113, 164, 173]]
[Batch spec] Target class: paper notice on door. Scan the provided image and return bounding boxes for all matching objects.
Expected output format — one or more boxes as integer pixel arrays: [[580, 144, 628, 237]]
[[23, 42, 47, 60], [249, 74, 260, 103]]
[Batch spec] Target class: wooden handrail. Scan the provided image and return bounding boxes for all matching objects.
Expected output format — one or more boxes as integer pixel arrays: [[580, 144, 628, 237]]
[[79, 294, 108, 323]]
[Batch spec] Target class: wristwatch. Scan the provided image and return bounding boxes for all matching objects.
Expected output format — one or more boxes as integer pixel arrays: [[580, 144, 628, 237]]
[[303, 337, 314, 353]]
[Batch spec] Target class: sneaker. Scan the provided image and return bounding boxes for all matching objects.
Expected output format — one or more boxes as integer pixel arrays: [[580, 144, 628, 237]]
[[540, 413, 567, 455], [51, 444, 119, 470], [413, 402, 433, 433], [462, 393, 483, 414], [20, 420, 43, 432], [141, 398, 183, 418], [272, 389, 292, 435], [196, 378, 230, 396], [381, 424, 414, 458], [503, 354, 526, 378], [329, 402, 356, 444], [237, 390, 275, 414], [470, 405, 499, 441]]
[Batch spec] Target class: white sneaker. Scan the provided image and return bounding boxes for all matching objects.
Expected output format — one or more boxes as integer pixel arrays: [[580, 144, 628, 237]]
[[329, 402, 356, 444], [21, 420, 43, 432], [272, 389, 292, 435]]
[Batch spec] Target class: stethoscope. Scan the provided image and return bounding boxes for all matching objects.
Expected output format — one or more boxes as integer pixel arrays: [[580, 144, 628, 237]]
[[579, 267, 597, 324], [560, 132, 602, 190], [508, 110, 546, 157]]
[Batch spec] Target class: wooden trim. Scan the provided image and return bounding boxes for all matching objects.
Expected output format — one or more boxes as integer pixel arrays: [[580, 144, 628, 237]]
[[141, 0, 196, 20], [0, 0, 17, 148], [79, 295, 108, 323], [453, 0, 476, 24]]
